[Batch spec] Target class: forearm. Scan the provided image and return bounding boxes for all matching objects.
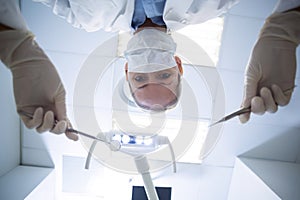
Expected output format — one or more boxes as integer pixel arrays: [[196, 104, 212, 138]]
[[0, 29, 33, 67], [261, 9, 300, 45]]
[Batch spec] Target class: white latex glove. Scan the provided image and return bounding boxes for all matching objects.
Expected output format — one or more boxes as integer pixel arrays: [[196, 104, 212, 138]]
[[0, 29, 78, 141], [240, 11, 300, 123]]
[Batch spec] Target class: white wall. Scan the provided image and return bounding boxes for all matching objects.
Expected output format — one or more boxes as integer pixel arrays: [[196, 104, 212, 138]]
[[228, 158, 281, 200], [228, 157, 300, 200], [243, 157, 300, 200], [0, 166, 53, 200], [242, 130, 300, 163], [0, 62, 20, 177]]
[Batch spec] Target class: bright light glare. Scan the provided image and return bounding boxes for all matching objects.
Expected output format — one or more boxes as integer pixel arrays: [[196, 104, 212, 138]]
[[143, 137, 153, 145], [115, 114, 210, 164], [135, 137, 144, 145], [122, 135, 130, 143], [112, 134, 122, 142], [177, 17, 224, 66]]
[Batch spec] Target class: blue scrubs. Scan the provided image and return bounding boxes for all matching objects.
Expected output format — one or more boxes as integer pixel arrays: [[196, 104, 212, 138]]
[[131, 0, 166, 30]]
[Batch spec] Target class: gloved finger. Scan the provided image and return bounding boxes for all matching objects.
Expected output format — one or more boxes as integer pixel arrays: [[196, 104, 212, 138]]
[[239, 63, 261, 124], [64, 121, 79, 141], [239, 81, 258, 124], [65, 130, 79, 141], [36, 111, 55, 133], [260, 87, 278, 113], [251, 96, 265, 115], [50, 120, 67, 135], [239, 111, 250, 124], [241, 81, 258, 108], [53, 85, 67, 121], [272, 84, 292, 106], [52, 88, 78, 140], [241, 61, 261, 106], [20, 107, 43, 129]]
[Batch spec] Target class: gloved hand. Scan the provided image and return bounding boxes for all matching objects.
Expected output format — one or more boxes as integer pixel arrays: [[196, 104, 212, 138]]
[[239, 11, 300, 123], [0, 29, 78, 141]]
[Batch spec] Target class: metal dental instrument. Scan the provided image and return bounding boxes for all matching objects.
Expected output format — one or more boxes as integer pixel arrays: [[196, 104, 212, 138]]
[[209, 86, 296, 127], [19, 111, 121, 150], [209, 107, 251, 127]]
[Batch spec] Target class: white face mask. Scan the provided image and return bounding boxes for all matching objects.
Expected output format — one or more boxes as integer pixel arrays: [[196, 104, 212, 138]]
[[124, 28, 177, 73]]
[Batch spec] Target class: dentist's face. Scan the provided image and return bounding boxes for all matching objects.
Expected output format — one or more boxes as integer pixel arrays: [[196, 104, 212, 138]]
[[125, 57, 183, 111]]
